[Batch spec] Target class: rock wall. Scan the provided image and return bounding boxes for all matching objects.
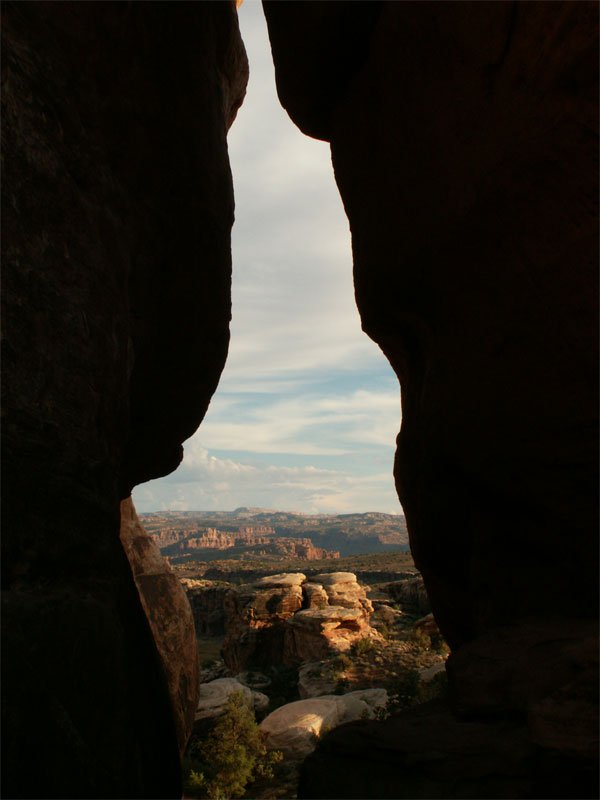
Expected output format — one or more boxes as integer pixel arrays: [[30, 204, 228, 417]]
[[263, 2, 598, 797], [1, 2, 247, 797]]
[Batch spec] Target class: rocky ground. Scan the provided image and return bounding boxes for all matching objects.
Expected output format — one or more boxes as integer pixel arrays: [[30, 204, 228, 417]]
[[182, 568, 448, 799]]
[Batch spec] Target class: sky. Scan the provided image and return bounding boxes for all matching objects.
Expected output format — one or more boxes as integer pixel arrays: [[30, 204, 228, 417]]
[[133, 1, 403, 515]]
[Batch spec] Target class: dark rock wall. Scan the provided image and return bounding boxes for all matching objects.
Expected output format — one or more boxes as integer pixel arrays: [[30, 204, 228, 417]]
[[2, 2, 247, 797], [263, 1, 598, 797]]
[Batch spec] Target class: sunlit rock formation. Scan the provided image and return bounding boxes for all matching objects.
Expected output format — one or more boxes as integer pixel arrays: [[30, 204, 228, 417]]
[[2, 2, 247, 797], [195, 678, 268, 724], [260, 689, 388, 761], [222, 572, 379, 672], [263, 1, 598, 797]]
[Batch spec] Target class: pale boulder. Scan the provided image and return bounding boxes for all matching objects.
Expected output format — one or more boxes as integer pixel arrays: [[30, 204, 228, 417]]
[[195, 678, 267, 721], [260, 689, 388, 760]]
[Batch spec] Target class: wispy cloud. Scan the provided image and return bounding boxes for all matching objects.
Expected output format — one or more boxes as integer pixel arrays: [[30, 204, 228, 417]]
[[134, 446, 400, 515], [133, 1, 402, 514]]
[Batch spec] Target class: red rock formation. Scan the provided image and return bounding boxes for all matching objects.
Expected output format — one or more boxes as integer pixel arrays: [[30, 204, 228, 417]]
[[263, 2, 598, 797], [2, 3, 247, 797], [221, 572, 378, 670], [119, 498, 199, 758]]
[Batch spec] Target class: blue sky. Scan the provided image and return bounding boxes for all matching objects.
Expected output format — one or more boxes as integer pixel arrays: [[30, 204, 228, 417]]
[[133, 1, 402, 514]]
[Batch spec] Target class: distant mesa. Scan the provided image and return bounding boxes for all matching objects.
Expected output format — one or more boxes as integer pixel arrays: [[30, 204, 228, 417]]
[[141, 509, 409, 560]]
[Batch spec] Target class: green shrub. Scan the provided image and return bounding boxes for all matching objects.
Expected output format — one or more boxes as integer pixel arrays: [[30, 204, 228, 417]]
[[183, 692, 282, 799], [387, 669, 420, 712], [411, 628, 431, 651], [352, 637, 377, 657], [330, 653, 352, 672]]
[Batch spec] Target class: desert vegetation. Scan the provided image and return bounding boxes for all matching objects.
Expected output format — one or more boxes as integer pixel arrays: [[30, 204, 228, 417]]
[[182, 559, 448, 798]]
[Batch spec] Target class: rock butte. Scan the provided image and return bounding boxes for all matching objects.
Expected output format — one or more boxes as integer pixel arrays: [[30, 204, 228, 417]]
[[2, 1, 597, 798], [222, 572, 379, 672]]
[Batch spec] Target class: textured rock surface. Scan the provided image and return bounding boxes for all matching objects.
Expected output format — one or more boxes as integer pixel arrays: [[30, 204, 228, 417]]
[[299, 697, 599, 800], [312, 572, 373, 613], [264, 1, 598, 797], [222, 573, 306, 672], [120, 498, 199, 757], [184, 580, 230, 636], [285, 607, 378, 664], [2, 2, 247, 797], [298, 662, 338, 699], [195, 678, 268, 722], [222, 572, 378, 671], [260, 689, 387, 761], [385, 576, 431, 616]]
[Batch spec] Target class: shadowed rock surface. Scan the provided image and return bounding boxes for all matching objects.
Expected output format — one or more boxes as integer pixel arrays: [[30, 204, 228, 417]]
[[263, 1, 598, 797], [119, 497, 199, 757], [1, 2, 247, 797]]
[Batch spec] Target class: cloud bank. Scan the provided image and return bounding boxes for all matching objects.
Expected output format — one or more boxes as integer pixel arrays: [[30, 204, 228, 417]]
[[133, 1, 402, 515]]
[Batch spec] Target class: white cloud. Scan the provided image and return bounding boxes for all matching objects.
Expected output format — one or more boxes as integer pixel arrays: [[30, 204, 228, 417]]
[[195, 388, 400, 456], [135, 1, 403, 515], [133, 446, 400, 515]]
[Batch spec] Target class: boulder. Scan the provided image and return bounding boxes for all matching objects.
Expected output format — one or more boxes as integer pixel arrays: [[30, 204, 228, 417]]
[[312, 572, 373, 613], [195, 678, 267, 722], [260, 689, 388, 761]]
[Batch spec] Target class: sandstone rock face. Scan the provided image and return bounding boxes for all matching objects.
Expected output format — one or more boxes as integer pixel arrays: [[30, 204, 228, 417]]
[[2, 3, 247, 797], [260, 689, 388, 761], [119, 498, 199, 757], [222, 572, 379, 671], [222, 573, 306, 672], [184, 581, 230, 637], [302, 582, 329, 609], [264, 1, 597, 797], [312, 572, 373, 613], [286, 607, 377, 664]]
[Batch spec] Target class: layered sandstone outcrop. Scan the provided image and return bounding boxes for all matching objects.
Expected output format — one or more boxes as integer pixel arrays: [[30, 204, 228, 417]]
[[222, 573, 306, 672], [222, 572, 379, 672], [312, 572, 373, 613], [2, 3, 247, 797], [263, 1, 598, 797], [285, 607, 377, 664]]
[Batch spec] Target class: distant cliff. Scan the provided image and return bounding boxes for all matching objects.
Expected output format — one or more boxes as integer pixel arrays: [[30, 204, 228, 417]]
[[141, 509, 409, 558], [150, 523, 340, 562]]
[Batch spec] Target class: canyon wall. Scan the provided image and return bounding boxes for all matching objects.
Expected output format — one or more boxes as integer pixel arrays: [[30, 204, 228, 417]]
[[263, 2, 598, 797], [1, 2, 247, 797]]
